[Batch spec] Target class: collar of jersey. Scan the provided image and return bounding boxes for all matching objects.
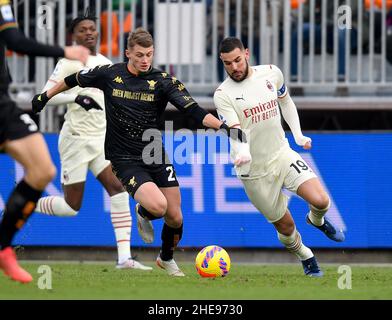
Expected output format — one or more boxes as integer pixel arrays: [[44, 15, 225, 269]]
[[125, 63, 153, 77]]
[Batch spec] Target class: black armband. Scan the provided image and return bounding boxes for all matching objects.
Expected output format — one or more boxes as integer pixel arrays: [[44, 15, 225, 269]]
[[184, 103, 209, 124], [64, 73, 79, 88], [220, 123, 247, 143]]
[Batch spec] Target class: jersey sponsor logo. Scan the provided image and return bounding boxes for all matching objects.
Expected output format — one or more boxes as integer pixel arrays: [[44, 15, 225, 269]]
[[1, 4, 14, 21], [112, 88, 155, 102], [243, 99, 279, 124], [113, 76, 124, 84], [266, 80, 274, 92], [277, 83, 286, 96], [147, 80, 157, 90]]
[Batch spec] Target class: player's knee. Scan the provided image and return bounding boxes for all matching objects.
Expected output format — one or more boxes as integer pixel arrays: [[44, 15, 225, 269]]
[[39, 163, 56, 183], [47, 164, 57, 182], [149, 199, 167, 217], [311, 193, 330, 210], [280, 221, 295, 236], [166, 214, 183, 228], [274, 217, 295, 236], [27, 164, 56, 189], [107, 180, 126, 196]]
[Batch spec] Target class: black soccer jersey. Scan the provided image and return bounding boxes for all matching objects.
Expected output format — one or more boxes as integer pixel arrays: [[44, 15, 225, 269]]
[[75, 63, 199, 162], [0, 0, 17, 94]]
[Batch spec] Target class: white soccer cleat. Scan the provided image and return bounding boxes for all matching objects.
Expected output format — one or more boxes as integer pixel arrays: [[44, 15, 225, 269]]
[[156, 256, 185, 277], [135, 203, 154, 244], [116, 258, 153, 270]]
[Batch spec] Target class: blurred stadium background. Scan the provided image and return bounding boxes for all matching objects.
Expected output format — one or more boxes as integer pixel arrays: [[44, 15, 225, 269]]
[[2, 0, 392, 266]]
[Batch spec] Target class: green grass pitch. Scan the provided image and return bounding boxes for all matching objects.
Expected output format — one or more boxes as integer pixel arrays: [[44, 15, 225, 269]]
[[1, 262, 392, 300]]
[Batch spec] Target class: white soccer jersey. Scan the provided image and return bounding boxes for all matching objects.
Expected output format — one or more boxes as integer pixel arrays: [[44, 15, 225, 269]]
[[48, 54, 112, 138], [214, 64, 290, 178]]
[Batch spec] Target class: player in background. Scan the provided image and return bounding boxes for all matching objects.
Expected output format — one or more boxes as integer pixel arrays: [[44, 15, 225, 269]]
[[31, 28, 247, 277], [34, 12, 151, 271], [0, 0, 90, 283], [214, 37, 345, 277]]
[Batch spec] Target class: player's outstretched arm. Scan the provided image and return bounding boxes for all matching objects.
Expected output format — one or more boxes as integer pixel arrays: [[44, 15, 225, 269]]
[[32, 67, 105, 113], [279, 92, 312, 150], [31, 80, 71, 113], [0, 28, 89, 64], [272, 64, 312, 150]]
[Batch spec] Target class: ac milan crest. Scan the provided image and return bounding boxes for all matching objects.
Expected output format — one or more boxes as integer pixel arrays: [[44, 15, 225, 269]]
[[266, 80, 274, 92]]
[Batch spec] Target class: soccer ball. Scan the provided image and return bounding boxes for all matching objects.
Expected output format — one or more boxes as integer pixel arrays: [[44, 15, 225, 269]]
[[195, 245, 231, 278]]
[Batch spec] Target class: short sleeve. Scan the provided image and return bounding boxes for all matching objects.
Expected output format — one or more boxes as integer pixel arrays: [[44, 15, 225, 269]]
[[213, 89, 241, 127]]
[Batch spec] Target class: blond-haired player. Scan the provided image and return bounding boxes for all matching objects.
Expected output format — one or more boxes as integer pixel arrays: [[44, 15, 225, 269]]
[[214, 37, 345, 277], [34, 12, 151, 271]]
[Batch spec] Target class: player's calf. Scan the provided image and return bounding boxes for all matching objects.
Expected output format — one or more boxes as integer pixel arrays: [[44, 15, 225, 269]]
[[36, 196, 78, 217], [0, 180, 42, 248], [308, 197, 330, 226]]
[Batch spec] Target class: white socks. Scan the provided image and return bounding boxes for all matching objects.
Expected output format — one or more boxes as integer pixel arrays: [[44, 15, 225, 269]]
[[37, 192, 132, 264], [36, 196, 78, 217], [278, 228, 314, 261], [110, 192, 132, 264], [308, 200, 331, 226]]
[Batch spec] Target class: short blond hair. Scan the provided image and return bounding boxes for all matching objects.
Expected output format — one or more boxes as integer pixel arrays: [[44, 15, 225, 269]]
[[127, 27, 153, 49]]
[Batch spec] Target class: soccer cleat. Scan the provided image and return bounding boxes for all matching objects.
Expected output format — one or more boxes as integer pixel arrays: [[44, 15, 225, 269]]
[[135, 203, 154, 244], [116, 258, 153, 270], [156, 255, 185, 277], [0, 247, 33, 283], [301, 256, 324, 277], [306, 214, 345, 242]]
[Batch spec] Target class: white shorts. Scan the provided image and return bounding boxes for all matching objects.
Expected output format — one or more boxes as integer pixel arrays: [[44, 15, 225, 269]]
[[59, 134, 110, 185], [242, 148, 317, 223]]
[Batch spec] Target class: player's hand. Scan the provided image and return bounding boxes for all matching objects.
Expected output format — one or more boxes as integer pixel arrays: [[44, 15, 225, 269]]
[[31, 91, 50, 113], [64, 45, 90, 65], [234, 144, 252, 176], [234, 142, 252, 167], [75, 95, 103, 111], [295, 135, 312, 150]]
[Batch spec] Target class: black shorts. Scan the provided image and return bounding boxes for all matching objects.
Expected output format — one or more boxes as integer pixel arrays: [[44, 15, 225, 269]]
[[0, 94, 39, 147], [111, 160, 180, 197]]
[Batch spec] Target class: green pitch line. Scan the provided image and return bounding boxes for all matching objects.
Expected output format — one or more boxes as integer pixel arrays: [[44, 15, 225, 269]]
[[1, 263, 391, 300]]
